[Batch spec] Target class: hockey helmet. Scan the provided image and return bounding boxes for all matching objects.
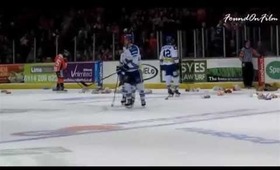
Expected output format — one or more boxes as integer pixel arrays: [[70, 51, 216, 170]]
[[124, 33, 134, 43], [165, 36, 174, 45]]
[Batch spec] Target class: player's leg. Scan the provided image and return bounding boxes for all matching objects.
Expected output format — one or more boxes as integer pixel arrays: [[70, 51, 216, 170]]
[[165, 65, 174, 96], [172, 64, 180, 96], [117, 66, 127, 104], [248, 62, 254, 88], [123, 82, 132, 107], [135, 70, 146, 106], [136, 83, 146, 106], [123, 72, 134, 108], [121, 85, 126, 105], [55, 83, 60, 91], [242, 62, 249, 88], [131, 85, 136, 105], [55, 70, 64, 91], [124, 84, 133, 108], [118, 74, 126, 105], [59, 70, 65, 91], [54, 71, 60, 91]]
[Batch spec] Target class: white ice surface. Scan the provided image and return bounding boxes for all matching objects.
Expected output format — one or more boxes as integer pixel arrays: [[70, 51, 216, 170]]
[[0, 89, 279, 166]]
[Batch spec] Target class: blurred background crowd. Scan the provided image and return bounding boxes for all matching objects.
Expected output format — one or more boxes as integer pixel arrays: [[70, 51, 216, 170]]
[[0, 7, 279, 63]]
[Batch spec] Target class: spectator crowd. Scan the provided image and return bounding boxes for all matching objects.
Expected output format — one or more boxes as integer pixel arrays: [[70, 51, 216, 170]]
[[0, 7, 278, 63]]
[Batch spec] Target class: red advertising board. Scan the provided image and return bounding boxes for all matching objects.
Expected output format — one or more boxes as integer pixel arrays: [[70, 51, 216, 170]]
[[0, 64, 25, 83]]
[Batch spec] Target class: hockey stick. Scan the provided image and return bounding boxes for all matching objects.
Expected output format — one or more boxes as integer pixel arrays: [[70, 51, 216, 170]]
[[73, 78, 86, 89], [80, 72, 117, 87], [165, 94, 173, 100], [111, 76, 119, 107], [72, 77, 91, 93]]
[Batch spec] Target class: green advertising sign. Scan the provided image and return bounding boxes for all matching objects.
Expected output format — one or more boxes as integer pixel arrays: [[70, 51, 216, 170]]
[[207, 67, 243, 82], [266, 61, 280, 80], [181, 60, 207, 82], [24, 63, 57, 83]]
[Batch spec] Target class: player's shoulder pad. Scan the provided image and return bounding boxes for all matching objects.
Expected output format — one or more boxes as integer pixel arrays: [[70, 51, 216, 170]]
[[129, 44, 139, 53], [161, 45, 169, 49], [129, 44, 139, 50]]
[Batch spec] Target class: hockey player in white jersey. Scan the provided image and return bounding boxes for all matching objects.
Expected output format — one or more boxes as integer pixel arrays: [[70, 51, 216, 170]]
[[117, 29, 136, 105], [117, 50, 136, 105], [118, 34, 146, 108], [117, 57, 137, 105], [159, 36, 181, 97], [116, 52, 126, 105]]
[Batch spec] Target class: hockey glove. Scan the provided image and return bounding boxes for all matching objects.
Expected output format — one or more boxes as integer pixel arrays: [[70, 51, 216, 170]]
[[116, 66, 125, 76]]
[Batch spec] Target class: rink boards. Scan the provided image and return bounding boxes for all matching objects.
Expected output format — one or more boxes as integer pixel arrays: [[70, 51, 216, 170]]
[[0, 57, 279, 89]]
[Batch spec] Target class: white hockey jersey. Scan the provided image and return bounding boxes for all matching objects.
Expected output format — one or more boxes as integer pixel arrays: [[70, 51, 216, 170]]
[[159, 45, 178, 65], [120, 44, 141, 72]]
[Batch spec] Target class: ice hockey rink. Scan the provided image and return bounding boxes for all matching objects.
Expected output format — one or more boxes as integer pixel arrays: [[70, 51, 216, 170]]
[[0, 88, 279, 166]]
